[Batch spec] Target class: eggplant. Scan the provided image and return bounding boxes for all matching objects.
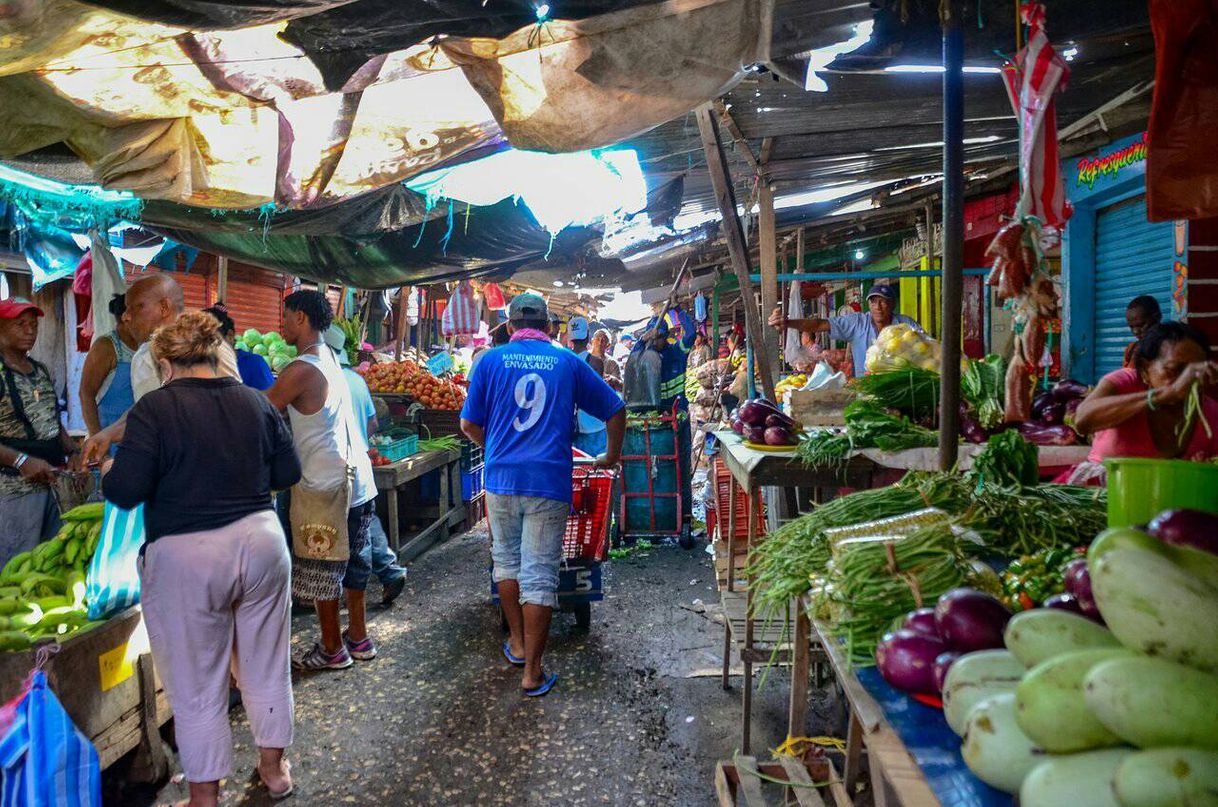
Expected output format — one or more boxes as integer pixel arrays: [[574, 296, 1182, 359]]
[[1037, 401, 1065, 426], [935, 589, 1012, 653], [765, 411, 799, 431], [1031, 391, 1057, 421], [1062, 559, 1091, 600], [731, 419, 745, 435], [1052, 378, 1089, 401], [763, 426, 797, 446], [737, 400, 770, 427], [876, 629, 948, 695], [961, 414, 988, 444], [902, 608, 941, 638], [1017, 422, 1078, 445], [743, 425, 768, 444], [933, 651, 962, 693], [1043, 593, 1085, 615], [1148, 509, 1218, 556]]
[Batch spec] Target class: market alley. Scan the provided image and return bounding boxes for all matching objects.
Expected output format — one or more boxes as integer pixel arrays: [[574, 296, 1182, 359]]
[[114, 531, 840, 807]]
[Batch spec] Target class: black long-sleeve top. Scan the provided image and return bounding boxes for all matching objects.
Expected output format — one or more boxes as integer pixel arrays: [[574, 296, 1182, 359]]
[[103, 377, 301, 543]]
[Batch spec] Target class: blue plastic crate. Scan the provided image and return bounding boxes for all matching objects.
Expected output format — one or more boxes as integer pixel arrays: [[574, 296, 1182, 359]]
[[378, 433, 418, 462], [462, 464, 484, 501]]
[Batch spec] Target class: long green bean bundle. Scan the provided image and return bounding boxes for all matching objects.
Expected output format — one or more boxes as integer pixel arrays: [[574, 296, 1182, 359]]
[[825, 524, 968, 666], [746, 472, 970, 616], [958, 484, 1107, 555]]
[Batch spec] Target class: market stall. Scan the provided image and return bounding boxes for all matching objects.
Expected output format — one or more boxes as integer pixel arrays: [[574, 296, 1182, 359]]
[[372, 446, 464, 563]]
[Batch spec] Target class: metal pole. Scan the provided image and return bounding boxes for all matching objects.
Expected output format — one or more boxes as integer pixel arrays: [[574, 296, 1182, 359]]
[[938, 2, 965, 471]]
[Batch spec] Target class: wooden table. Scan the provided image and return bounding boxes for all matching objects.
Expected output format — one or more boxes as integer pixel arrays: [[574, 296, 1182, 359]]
[[714, 432, 873, 755], [809, 617, 941, 807], [373, 447, 463, 563]]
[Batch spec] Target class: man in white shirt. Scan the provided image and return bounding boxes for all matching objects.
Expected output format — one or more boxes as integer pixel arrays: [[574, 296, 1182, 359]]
[[83, 274, 239, 462]]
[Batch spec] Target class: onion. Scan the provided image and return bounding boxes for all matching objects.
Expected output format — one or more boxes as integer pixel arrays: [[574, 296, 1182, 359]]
[[934, 588, 1012, 652], [933, 651, 961, 693], [876, 629, 947, 695], [731, 419, 745, 435], [902, 608, 940, 638], [1148, 509, 1218, 556]]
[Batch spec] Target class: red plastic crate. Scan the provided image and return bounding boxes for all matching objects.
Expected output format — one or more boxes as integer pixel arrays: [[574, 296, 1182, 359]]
[[563, 467, 617, 562], [712, 459, 764, 543]]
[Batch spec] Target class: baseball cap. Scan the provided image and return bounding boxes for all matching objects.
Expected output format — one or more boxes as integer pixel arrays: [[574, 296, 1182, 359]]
[[0, 298, 44, 319], [324, 323, 350, 365], [508, 292, 548, 323], [568, 316, 590, 340], [618, 333, 633, 342], [867, 283, 897, 303]]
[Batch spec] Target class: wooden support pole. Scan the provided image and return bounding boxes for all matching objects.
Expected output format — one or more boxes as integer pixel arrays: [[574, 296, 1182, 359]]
[[758, 177, 781, 381], [215, 255, 228, 303], [695, 104, 777, 402], [938, 2, 965, 470], [395, 285, 409, 361]]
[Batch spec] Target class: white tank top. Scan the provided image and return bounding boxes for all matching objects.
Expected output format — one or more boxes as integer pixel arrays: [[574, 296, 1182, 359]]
[[287, 348, 376, 507]]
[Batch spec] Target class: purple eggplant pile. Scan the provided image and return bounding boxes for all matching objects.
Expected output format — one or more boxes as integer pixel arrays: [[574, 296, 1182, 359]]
[[877, 588, 1013, 695], [1017, 378, 1089, 445], [731, 398, 801, 446]]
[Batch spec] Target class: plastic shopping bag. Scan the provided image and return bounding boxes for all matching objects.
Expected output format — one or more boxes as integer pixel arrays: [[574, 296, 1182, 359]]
[[0, 665, 101, 806], [84, 502, 144, 620]]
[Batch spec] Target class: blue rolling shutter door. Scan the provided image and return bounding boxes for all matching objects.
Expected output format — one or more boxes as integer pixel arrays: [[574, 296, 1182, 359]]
[[1093, 196, 1175, 378]]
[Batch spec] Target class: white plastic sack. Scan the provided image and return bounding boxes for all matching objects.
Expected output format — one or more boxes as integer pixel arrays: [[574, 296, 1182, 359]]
[[801, 361, 846, 391]]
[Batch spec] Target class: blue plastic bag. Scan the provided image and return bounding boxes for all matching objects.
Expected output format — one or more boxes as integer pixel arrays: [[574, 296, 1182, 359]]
[[84, 502, 144, 620], [0, 670, 101, 806]]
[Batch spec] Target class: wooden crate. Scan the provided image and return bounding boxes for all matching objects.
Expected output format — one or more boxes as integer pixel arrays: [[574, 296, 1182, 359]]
[[783, 389, 855, 428], [0, 607, 170, 770], [714, 755, 851, 807]]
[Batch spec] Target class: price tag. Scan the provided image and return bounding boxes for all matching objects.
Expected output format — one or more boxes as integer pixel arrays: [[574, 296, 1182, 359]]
[[98, 642, 134, 691], [427, 351, 454, 375]]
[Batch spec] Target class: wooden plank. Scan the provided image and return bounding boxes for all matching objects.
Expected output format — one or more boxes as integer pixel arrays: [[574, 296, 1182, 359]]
[[788, 597, 811, 741], [93, 689, 170, 770], [127, 652, 168, 783], [824, 759, 854, 807], [714, 761, 738, 807], [735, 757, 768, 807], [713, 100, 760, 175], [863, 727, 941, 807], [394, 285, 409, 360], [372, 448, 460, 489], [778, 756, 827, 807], [694, 104, 776, 401]]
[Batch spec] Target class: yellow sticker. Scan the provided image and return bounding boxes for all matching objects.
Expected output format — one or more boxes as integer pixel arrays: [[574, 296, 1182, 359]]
[[98, 642, 134, 692]]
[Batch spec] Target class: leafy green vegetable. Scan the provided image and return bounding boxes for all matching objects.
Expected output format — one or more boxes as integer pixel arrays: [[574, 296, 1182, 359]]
[[962, 354, 1006, 430], [852, 368, 940, 423], [968, 430, 1038, 489]]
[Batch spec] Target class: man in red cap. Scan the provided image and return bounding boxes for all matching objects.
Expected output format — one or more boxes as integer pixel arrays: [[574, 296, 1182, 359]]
[[0, 298, 77, 562]]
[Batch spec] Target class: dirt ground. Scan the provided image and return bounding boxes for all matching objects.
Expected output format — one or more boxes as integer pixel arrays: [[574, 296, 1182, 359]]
[[110, 526, 847, 806]]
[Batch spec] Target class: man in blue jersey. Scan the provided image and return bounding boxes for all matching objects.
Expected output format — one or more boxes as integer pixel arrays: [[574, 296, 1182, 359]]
[[461, 293, 625, 697]]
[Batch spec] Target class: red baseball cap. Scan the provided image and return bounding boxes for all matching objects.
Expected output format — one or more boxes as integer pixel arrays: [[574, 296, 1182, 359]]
[[0, 298, 45, 319]]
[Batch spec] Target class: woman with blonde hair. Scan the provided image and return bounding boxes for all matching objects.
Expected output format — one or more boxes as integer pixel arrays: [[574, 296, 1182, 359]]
[[102, 311, 301, 806]]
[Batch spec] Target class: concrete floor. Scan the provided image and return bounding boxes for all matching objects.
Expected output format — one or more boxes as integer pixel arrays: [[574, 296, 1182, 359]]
[[112, 526, 847, 806]]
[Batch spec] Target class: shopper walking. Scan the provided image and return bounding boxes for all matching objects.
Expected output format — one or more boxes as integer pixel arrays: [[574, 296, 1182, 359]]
[[460, 293, 625, 696], [79, 294, 138, 439], [101, 311, 300, 807], [323, 323, 407, 606], [268, 291, 378, 670], [0, 298, 76, 561]]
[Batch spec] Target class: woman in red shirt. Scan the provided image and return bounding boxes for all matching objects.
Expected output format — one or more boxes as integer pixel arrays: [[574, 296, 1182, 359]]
[[1073, 322, 1218, 482]]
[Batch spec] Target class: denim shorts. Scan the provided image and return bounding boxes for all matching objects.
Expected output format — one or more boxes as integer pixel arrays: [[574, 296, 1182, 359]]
[[486, 492, 569, 608]]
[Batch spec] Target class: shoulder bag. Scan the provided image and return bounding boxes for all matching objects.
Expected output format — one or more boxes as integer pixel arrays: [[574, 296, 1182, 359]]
[[289, 351, 358, 562]]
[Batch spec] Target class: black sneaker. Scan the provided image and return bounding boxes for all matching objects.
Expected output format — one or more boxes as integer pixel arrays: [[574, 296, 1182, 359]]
[[381, 574, 406, 606]]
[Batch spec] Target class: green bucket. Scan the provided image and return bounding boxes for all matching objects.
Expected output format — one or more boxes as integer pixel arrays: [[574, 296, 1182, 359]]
[[1105, 457, 1218, 528]]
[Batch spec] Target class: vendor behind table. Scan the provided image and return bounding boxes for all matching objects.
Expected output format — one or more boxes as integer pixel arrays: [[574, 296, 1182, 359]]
[[770, 282, 923, 378]]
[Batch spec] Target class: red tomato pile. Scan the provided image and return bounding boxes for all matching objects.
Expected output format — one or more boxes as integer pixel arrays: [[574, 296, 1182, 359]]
[[360, 361, 467, 411], [368, 448, 393, 467]]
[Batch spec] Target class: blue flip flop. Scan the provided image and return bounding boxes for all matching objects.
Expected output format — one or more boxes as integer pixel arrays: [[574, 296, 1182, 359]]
[[502, 640, 525, 666], [523, 671, 558, 698]]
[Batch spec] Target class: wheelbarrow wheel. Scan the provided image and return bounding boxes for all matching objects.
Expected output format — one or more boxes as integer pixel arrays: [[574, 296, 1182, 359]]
[[573, 602, 592, 632]]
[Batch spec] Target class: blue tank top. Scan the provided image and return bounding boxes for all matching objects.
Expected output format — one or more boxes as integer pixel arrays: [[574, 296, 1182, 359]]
[[97, 331, 135, 431]]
